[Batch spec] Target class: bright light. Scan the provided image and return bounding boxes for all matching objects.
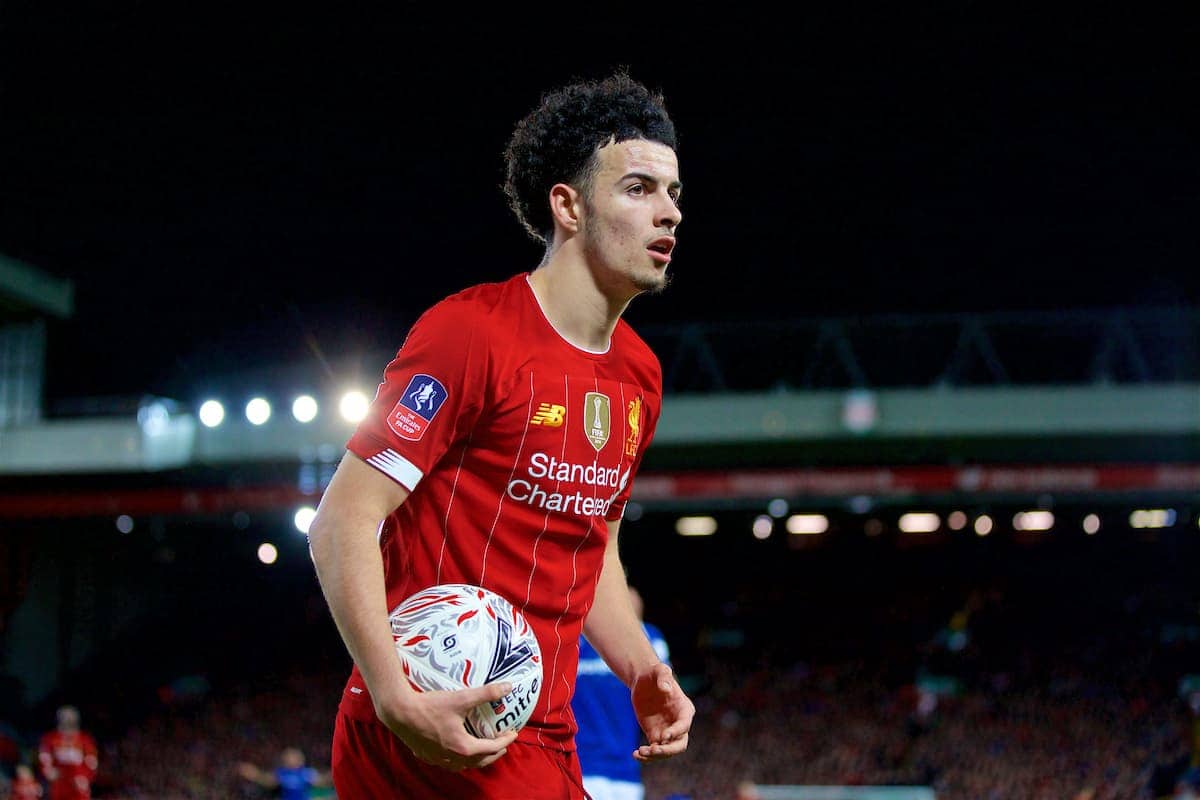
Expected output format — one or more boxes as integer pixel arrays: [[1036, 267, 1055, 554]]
[[1083, 514, 1101, 535], [198, 400, 225, 428], [947, 511, 968, 531], [786, 514, 828, 535], [257, 543, 278, 565], [767, 498, 789, 518], [246, 397, 272, 426], [340, 391, 369, 423], [1130, 509, 1176, 529], [115, 515, 134, 534], [294, 506, 317, 534], [138, 400, 170, 436], [1014, 511, 1055, 531], [676, 516, 718, 536], [899, 513, 940, 533], [292, 395, 319, 423], [974, 515, 993, 536], [752, 515, 773, 539]]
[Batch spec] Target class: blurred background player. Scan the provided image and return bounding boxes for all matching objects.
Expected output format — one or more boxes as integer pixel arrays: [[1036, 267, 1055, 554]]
[[11, 765, 44, 800], [37, 707, 96, 800], [573, 585, 670, 800], [237, 746, 330, 799]]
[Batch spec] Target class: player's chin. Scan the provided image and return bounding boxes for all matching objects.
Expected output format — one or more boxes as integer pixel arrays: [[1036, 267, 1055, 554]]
[[632, 268, 671, 295]]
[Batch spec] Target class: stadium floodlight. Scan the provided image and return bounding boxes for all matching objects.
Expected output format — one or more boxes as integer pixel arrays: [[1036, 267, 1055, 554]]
[[292, 395, 319, 423], [898, 512, 940, 533], [752, 515, 773, 540], [246, 397, 272, 426], [1083, 513, 1101, 535], [675, 516, 717, 536], [767, 498, 789, 518], [340, 390, 370, 423], [1130, 509, 1176, 529], [1014, 510, 1054, 531], [786, 514, 828, 535], [198, 399, 225, 428], [294, 506, 317, 534], [974, 515, 993, 536], [115, 515, 134, 534], [947, 511, 968, 531], [257, 543, 278, 565]]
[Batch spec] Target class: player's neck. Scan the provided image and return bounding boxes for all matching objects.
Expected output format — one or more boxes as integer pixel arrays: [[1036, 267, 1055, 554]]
[[528, 253, 631, 352]]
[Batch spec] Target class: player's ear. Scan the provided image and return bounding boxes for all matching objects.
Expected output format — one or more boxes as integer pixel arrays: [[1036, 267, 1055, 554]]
[[548, 183, 584, 235]]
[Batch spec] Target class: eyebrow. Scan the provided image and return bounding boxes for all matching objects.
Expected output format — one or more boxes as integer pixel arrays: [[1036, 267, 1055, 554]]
[[620, 172, 683, 192]]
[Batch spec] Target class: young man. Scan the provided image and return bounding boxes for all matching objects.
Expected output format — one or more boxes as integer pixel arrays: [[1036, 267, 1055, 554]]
[[309, 71, 694, 798], [573, 586, 671, 800]]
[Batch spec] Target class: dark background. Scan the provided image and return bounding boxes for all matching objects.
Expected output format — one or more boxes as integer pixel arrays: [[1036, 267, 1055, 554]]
[[1, 5, 1197, 403]]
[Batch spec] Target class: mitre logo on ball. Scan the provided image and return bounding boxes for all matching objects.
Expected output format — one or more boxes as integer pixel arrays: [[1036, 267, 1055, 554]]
[[389, 584, 543, 738]]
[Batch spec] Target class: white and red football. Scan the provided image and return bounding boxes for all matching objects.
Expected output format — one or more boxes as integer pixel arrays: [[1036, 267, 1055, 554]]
[[389, 583, 542, 738]]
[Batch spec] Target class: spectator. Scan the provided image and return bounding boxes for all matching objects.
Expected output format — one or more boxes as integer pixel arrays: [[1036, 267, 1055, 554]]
[[12, 764, 43, 799]]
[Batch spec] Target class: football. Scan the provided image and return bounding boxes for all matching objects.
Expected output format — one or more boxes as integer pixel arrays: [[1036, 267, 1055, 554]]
[[389, 583, 543, 738]]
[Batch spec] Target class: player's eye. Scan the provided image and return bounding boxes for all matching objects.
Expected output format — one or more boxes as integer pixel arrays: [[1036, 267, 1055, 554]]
[[627, 183, 646, 195]]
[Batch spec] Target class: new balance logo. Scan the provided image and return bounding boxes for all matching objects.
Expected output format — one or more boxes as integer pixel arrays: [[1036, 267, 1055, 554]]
[[529, 403, 566, 427]]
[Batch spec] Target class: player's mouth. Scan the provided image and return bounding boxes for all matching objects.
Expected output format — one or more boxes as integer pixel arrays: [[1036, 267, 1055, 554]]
[[647, 236, 675, 265]]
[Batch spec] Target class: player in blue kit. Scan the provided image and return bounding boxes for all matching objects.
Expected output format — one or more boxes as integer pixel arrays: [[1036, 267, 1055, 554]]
[[572, 586, 671, 800], [237, 747, 329, 799]]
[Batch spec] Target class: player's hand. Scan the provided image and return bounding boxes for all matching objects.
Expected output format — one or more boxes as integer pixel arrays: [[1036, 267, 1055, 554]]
[[631, 661, 694, 762], [376, 682, 519, 772]]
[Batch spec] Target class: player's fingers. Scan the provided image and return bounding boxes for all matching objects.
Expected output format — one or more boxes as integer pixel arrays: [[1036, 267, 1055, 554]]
[[453, 682, 514, 709], [657, 716, 693, 742], [455, 729, 518, 757], [472, 745, 511, 769], [634, 733, 688, 761]]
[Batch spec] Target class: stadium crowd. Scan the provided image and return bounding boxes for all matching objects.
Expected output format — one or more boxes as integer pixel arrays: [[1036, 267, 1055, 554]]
[[4, 533, 1198, 799]]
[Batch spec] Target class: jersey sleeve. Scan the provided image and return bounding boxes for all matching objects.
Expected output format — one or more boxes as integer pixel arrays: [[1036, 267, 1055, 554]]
[[604, 390, 660, 522], [83, 733, 98, 776], [347, 300, 489, 492]]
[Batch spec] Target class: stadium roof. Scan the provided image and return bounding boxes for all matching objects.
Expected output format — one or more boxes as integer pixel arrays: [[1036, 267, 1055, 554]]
[[0, 253, 74, 320]]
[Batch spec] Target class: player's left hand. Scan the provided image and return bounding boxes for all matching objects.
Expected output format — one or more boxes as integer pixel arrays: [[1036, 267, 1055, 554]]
[[630, 661, 694, 762]]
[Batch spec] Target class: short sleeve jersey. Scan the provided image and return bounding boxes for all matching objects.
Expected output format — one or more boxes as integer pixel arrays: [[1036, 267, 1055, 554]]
[[275, 766, 319, 799], [339, 272, 662, 750]]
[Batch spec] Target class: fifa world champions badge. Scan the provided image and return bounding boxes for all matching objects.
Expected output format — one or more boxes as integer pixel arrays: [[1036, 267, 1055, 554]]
[[388, 374, 448, 441]]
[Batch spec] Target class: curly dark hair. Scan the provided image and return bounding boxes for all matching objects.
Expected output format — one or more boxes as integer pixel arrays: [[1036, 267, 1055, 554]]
[[503, 71, 678, 244]]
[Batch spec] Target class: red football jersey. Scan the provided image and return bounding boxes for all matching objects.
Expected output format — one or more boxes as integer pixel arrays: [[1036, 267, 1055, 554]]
[[13, 775, 44, 800], [339, 272, 662, 750], [38, 730, 97, 797]]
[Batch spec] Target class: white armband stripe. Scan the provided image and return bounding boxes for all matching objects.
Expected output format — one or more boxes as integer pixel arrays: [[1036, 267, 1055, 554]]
[[366, 449, 424, 491]]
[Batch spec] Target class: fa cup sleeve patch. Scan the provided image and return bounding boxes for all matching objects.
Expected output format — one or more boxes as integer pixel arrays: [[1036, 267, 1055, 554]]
[[387, 374, 448, 442]]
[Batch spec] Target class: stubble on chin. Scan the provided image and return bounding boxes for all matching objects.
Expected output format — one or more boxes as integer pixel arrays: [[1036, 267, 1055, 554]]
[[633, 270, 672, 295]]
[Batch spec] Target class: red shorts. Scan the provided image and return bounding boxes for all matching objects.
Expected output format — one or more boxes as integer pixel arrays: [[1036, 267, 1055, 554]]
[[332, 711, 586, 800]]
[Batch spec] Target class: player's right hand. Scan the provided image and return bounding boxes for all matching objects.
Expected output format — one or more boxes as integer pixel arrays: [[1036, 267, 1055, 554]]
[[376, 682, 519, 772]]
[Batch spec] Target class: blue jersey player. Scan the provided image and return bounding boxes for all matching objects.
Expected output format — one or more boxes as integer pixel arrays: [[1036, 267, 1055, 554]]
[[237, 747, 329, 799], [573, 587, 671, 800]]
